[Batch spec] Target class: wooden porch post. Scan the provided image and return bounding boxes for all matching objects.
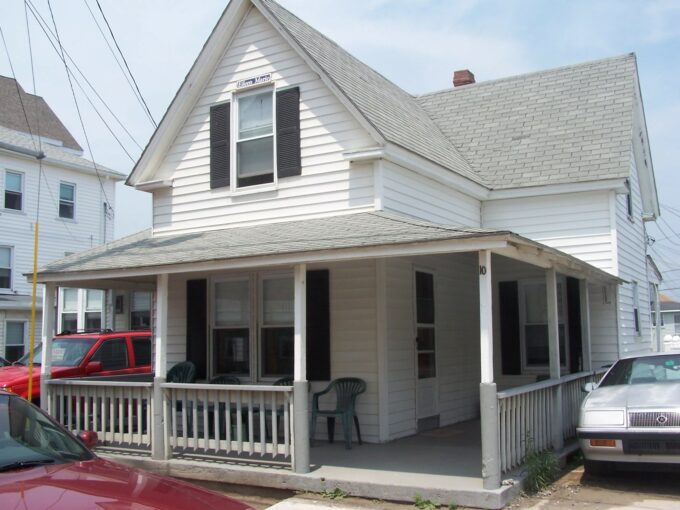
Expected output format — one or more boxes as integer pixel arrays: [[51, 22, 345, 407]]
[[546, 268, 564, 451], [152, 273, 169, 460], [579, 279, 592, 371], [39, 283, 56, 411], [293, 264, 310, 473], [478, 250, 501, 489]]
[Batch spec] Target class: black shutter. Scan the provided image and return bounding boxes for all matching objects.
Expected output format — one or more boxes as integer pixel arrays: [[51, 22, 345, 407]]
[[306, 269, 330, 381], [566, 277, 583, 374], [499, 281, 521, 375], [210, 102, 230, 189], [276, 87, 301, 178], [186, 279, 208, 380]]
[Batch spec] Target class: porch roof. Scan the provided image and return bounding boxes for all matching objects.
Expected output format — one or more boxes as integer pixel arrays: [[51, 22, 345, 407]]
[[35, 211, 620, 285]]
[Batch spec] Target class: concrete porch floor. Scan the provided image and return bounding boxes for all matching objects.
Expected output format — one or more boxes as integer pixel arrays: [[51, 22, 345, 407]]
[[103, 419, 521, 509]]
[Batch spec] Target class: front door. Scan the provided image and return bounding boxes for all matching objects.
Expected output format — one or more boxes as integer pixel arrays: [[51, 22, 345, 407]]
[[415, 270, 438, 421]]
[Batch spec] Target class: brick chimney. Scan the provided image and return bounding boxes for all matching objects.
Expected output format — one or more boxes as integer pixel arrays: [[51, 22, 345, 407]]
[[453, 69, 475, 87]]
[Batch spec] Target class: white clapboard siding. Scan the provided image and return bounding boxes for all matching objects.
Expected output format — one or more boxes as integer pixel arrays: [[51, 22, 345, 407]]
[[615, 148, 654, 357], [588, 282, 619, 368], [381, 161, 481, 227], [482, 191, 614, 273], [152, 8, 376, 235]]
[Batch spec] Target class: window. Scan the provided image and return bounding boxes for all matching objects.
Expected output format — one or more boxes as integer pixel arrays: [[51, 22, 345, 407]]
[[520, 280, 568, 369], [85, 290, 103, 330], [213, 278, 250, 376], [0, 247, 11, 290], [674, 314, 680, 335], [61, 288, 78, 332], [4, 171, 23, 211], [130, 291, 151, 330], [132, 337, 151, 366], [416, 271, 436, 379], [236, 89, 274, 188], [59, 182, 75, 219], [91, 338, 128, 371], [625, 179, 633, 220], [5, 321, 26, 362], [632, 282, 640, 335], [260, 275, 293, 378]]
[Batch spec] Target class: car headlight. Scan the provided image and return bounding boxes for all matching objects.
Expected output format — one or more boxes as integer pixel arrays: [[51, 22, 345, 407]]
[[582, 410, 625, 427]]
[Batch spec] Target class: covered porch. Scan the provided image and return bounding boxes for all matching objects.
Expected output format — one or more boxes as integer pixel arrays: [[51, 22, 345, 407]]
[[35, 212, 618, 507]]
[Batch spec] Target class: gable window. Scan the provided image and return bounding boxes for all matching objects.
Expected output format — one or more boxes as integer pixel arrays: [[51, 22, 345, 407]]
[[5, 320, 26, 362], [130, 291, 151, 330], [519, 280, 568, 370], [210, 87, 301, 190], [236, 89, 274, 188], [4, 171, 23, 211], [0, 247, 11, 290], [59, 182, 75, 219]]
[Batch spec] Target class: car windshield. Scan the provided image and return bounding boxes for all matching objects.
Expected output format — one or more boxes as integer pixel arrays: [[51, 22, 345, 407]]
[[599, 355, 680, 386], [0, 394, 93, 472], [14, 338, 96, 367]]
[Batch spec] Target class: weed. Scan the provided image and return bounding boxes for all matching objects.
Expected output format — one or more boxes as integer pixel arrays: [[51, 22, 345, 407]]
[[448, 502, 458, 510], [414, 494, 439, 510], [320, 487, 348, 500], [522, 441, 559, 495]]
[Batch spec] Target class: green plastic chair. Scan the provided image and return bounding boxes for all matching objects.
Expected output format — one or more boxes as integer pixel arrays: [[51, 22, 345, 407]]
[[310, 377, 366, 449], [166, 361, 197, 383], [274, 376, 293, 386]]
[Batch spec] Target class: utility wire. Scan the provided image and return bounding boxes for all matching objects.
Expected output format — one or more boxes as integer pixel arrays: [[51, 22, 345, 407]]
[[83, 0, 153, 129], [25, 0, 141, 157], [46, 0, 114, 212], [95, 0, 157, 128]]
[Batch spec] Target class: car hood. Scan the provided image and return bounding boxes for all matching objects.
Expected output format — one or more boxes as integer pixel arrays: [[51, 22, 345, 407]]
[[0, 458, 252, 510], [0, 365, 71, 385], [584, 382, 680, 409]]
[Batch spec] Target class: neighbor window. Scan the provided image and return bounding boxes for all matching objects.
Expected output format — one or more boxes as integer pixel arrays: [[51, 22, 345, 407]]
[[213, 278, 251, 376], [4, 171, 23, 211], [130, 291, 151, 330], [675, 314, 680, 335], [520, 280, 568, 369], [625, 179, 633, 219], [59, 182, 75, 219], [5, 321, 26, 362], [632, 282, 640, 335], [0, 247, 11, 290], [260, 275, 294, 378], [236, 89, 274, 188], [61, 288, 79, 332], [85, 290, 103, 330]]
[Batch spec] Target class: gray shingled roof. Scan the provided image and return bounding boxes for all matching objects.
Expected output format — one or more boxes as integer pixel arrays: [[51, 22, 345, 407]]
[[256, 0, 481, 185], [0, 76, 83, 152], [417, 54, 637, 189], [38, 212, 504, 275], [0, 125, 125, 178]]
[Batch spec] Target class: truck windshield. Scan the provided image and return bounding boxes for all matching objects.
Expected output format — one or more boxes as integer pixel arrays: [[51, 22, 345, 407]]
[[15, 338, 96, 367]]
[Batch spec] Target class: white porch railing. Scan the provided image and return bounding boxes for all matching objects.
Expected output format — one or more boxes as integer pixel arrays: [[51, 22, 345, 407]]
[[496, 369, 606, 473], [46, 379, 154, 449], [161, 383, 294, 464]]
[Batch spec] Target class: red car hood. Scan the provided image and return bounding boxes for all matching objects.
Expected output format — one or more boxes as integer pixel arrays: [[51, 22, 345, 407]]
[[0, 365, 73, 383], [0, 458, 252, 510]]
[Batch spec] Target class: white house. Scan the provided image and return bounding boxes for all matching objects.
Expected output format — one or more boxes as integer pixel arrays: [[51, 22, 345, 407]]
[[34, 1, 662, 507], [0, 76, 128, 362]]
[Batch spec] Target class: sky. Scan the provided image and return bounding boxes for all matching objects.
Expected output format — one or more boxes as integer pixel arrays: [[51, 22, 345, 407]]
[[1, 0, 679, 294]]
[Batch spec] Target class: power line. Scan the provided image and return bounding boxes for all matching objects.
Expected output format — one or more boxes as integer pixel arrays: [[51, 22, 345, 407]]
[[46, 0, 114, 212], [94, 0, 157, 128]]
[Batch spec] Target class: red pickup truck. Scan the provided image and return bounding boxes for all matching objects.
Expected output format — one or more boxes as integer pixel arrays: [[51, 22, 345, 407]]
[[0, 330, 152, 401]]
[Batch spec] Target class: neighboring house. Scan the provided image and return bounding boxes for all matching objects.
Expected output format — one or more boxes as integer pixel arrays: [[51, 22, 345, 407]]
[[33, 0, 662, 507], [0, 76, 130, 361], [657, 294, 680, 351]]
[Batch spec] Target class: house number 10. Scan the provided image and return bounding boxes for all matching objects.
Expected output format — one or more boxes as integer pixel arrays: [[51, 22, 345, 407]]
[[479, 265, 487, 275]]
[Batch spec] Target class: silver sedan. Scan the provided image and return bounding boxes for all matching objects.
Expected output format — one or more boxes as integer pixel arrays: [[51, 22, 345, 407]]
[[577, 353, 680, 474]]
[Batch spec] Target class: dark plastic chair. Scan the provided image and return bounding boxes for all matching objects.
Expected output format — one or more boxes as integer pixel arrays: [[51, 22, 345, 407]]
[[310, 377, 366, 449], [166, 361, 197, 383], [210, 375, 241, 385], [274, 376, 293, 386]]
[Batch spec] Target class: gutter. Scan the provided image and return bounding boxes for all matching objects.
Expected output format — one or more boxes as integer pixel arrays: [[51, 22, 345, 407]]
[[0, 141, 44, 160]]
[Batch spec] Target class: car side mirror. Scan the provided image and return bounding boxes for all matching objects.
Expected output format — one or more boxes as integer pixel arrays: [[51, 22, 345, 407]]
[[582, 382, 597, 393], [78, 430, 98, 449], [85, 361, 103, 375]]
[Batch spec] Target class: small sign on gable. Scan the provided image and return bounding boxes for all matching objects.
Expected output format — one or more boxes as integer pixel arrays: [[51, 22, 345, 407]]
[[237, 73, 272, 89]]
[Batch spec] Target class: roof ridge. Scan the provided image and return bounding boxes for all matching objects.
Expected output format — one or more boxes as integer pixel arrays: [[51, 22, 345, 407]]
[[418, 52, 636, 99]]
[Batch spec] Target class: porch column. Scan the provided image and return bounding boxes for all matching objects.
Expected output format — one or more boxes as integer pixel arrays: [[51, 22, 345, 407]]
[[478, 250, 500, 489], [546, 268, 564, 451], [293, 264, 310, 473], [579, 279, 592, 371], [39, 283, 56, 411], [152, 273, 169, 460]]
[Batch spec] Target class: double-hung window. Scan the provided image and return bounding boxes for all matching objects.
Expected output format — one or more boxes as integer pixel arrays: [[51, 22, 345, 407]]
[[0, 247, 11, 290], [130, 291, 151, 330], [85, 290, 103, 330], [260, 275, 294, 378], [5, 321, 26, 362], [213, 277, 251, 377], [59, 182, 75, 219], [61, 288, 79, 332], [236, 90, 274, 188], [4, 171, 23, 211]]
